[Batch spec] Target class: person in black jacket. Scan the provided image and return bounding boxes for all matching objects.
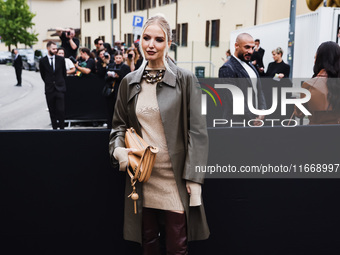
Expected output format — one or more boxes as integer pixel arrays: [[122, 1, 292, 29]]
[[39, 41, 67, 129], [265, 47, 290, 79], [96, 49, 114, 78], [56, 27, 79, 59], [251, 39, 265, 76], [12, 49, 23, 86], [262, 47, 292, 123], [74, 47, 96, 75], [104, 50, 131, 128]]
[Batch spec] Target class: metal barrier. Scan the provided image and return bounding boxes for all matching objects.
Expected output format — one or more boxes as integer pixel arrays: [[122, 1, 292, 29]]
[[1, 126, 340, 254], [65, 75, 108, 125]]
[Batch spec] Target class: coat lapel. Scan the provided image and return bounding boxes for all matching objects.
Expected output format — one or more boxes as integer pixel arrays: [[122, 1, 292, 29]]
[[248, 62, 259, 78], [230, 56, 253, 88], [55, 55, 61, 71], [44, 56, 53, 73]]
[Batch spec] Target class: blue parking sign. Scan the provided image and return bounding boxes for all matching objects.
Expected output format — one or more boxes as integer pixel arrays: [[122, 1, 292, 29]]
[[133, 16, 144, 27]]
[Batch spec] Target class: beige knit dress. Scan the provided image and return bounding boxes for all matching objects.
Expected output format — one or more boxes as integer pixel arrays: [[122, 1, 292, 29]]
[[136, 67, 184, 211]]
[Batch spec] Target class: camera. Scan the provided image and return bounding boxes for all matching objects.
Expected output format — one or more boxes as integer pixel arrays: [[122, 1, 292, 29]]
[[128, 53, 133, 59], [108, 66, 121, 77], [69, 56, 77, 64], [107, 71, 116, 77], [67, 31, 71, 36], [104, 52, 110, 59]]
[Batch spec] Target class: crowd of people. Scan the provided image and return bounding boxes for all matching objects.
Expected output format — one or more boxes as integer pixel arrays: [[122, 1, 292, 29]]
[[11, 22, 340, 129], [52, 28, 144, 79], [55, 29, 146, 128], [220, 33, 340, 125], [25, 27, 144, 130], [8, 11, 340, 255]]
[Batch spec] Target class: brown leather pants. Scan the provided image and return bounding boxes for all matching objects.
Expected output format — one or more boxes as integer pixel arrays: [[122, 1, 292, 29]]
[[142, 208, 188, 255]]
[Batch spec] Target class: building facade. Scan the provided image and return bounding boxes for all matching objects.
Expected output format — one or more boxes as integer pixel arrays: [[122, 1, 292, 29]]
[[1, 0, 311, 76], [80, 0, 312, 77], [0, 0, 80, 51]]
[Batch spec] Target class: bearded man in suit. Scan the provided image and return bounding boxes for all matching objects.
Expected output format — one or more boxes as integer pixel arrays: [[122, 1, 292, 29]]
[[39, 41, 67, 129], [218, 33, 266, 126]]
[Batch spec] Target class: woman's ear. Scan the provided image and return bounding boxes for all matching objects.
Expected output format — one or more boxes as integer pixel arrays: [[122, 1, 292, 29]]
[[168, 40, 172, 49]]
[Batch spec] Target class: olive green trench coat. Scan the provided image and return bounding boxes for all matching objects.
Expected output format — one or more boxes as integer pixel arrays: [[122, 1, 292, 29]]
[[109, 59, 210, 244]]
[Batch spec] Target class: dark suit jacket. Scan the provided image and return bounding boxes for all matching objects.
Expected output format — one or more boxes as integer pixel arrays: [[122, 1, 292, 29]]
[[266, 61, 290, 78], [39, 55, 67, 93], [251, 47, 265, 68], [13, 55, 22, 70], [218, 55, 267, 121]]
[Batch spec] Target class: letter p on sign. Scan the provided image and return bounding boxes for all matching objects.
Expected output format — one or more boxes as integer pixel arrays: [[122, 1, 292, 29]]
[[133, 16, 144, 27]]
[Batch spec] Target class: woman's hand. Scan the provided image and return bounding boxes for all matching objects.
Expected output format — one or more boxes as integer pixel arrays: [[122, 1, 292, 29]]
[[113, 147, 136, 171], [101, 54, 110, 64], [278, 73, 285, 79], [293, 107, 304, 118], [253, 115, 265, 126], [186, 181, 202, 206]]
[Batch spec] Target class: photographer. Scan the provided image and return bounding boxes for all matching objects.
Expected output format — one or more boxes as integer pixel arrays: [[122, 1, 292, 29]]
[[96, 49, 114, 78], [91, 38, 104, 60], [103, 43, 116, 58], [104, 51, 131, 128], [56, 27, 80, 58], [74, 48, 96, 75], [125, 47, 142, 71]]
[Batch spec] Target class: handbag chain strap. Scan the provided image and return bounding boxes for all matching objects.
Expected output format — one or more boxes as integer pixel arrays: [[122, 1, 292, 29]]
[[126, 148, 149, 214]]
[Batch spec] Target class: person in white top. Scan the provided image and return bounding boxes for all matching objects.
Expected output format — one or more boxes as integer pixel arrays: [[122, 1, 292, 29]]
[[57, 47, 75, 76]]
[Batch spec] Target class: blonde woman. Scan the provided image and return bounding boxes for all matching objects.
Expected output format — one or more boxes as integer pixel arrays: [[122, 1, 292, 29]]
[[265, 47, 290, 79], [109, 14, 209, 254]]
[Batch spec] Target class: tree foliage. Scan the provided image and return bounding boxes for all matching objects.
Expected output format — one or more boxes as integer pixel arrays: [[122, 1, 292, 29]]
[[306, 0, 340, 11], [0, 0, 38, 50]]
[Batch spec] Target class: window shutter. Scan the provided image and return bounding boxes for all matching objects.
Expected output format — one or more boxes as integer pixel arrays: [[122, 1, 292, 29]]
[[205, 20, 210, 47], [216, 19, 220, 47], [177, 24, 180, 45]]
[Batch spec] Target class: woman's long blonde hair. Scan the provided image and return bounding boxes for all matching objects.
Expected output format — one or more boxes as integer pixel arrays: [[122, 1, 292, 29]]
[[139, 13, 174, 74]]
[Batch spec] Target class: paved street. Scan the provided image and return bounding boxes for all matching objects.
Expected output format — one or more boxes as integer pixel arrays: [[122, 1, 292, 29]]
[[0, 64, 51, 130]]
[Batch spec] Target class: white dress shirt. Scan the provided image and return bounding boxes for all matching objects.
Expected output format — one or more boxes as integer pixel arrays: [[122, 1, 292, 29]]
[[234, 54, 258, 108], [48, 54, 55, 72]]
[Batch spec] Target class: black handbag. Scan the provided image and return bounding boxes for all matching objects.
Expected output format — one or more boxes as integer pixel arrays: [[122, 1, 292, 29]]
[[102, 80, 116, 97], [102, 85, 114, 97]]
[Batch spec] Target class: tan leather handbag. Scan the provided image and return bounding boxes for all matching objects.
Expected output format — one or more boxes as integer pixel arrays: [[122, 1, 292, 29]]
[[125, 127, 159, 214]]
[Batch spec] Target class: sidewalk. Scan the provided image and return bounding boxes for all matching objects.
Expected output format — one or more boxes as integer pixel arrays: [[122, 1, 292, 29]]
[[0, 64, 51, 130], [0, 64, 108, 130]]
